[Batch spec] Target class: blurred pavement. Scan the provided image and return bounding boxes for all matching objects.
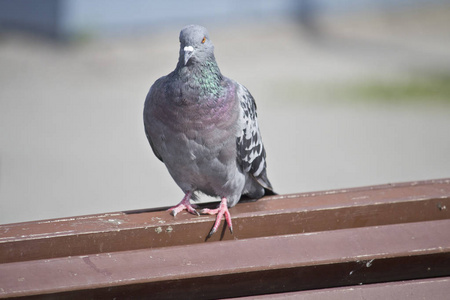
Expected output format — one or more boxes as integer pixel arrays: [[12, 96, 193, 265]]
[[1, 7, 450, 224]]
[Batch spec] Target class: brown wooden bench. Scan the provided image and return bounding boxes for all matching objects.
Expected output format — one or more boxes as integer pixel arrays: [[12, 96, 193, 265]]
[[1, 179, 449, 299]]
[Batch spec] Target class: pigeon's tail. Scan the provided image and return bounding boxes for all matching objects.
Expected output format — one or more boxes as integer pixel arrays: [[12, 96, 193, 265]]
[[255, 168, 271, 188], [264, 187, 277, 196], [253, 169, 277, 196], [240, 174, 276, 203]]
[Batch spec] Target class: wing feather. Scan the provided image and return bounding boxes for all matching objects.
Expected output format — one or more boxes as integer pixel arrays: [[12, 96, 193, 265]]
[[235, 83, 273, 191], [144, 79, 164, 162]]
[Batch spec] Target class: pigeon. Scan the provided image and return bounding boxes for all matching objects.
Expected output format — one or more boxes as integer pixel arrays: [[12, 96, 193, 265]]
[[144, 25, 274, 238]]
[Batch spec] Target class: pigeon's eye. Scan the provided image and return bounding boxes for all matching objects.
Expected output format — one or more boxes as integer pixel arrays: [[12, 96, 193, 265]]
[[201, 37, 206, 44]]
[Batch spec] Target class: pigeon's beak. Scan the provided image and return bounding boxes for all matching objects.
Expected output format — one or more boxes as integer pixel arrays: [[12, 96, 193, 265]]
[[183, 46, 194, 65]]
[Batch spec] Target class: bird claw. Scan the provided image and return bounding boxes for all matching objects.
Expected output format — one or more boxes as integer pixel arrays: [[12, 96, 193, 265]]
[[170, 209, 177, 217], [168, 203, 199, 216], [190, 206, 201, 216], [168, 192, 199, 217], [207, 227, 217, 239], [202, 198, 233, 238]]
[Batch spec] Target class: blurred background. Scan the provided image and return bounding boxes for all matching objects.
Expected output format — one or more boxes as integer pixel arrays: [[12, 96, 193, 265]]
[[1, 0, 449, 224]]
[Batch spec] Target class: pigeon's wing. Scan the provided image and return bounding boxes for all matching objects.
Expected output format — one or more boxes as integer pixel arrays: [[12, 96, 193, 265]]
[[144, 126, 163, 162], [235, 83, 273, 191], [143, 79, 164, 163]]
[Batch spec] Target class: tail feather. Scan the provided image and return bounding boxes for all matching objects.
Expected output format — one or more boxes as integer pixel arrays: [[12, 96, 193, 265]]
[[254, 169, 276, 195]]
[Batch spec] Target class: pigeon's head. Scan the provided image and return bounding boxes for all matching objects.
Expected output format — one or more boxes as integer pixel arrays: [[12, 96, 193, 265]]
[[179, 25, 215, 66]]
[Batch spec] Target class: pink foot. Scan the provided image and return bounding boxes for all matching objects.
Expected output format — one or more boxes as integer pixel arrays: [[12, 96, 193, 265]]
[[168, 191, 199, 217], [201, 197, 233, 238]]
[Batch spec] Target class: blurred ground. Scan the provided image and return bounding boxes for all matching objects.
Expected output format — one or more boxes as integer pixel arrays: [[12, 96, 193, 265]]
[[1, 5, 450, 224]]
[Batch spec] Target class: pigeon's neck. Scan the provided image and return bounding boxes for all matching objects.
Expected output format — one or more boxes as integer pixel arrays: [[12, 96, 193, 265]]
[[177, 58, 223, 97]]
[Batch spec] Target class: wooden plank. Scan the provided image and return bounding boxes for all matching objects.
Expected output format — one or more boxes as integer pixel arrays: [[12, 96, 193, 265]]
[[1, 219, 449, 299], [244, 277, 450, 299], [1, 179, 449, 264]]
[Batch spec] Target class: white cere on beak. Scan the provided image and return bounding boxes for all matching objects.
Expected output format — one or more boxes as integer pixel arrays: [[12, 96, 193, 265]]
[[184, 46, 194, 53], [183, 46, 194, 65]]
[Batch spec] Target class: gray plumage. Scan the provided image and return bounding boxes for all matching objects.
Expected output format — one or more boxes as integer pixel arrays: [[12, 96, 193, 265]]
[[144, 25, 273, 211]]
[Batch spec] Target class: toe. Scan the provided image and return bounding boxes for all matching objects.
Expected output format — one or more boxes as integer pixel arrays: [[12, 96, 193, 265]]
[[200, 208, 219, 215], [187, 206, 200, 216], [204, 198, 233, 238]]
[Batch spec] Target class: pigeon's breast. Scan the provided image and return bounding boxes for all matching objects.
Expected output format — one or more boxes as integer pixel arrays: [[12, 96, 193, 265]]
[[158, 79, 238, 137], [150, 81, 243, 195]]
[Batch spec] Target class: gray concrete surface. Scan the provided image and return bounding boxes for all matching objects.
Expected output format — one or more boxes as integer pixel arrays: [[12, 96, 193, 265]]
[[1, 8, 450, 224]]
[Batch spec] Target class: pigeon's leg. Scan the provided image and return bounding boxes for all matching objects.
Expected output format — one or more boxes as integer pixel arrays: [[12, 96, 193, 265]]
[[201, 197, 233, 238], [168, 191, 199, 217]]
